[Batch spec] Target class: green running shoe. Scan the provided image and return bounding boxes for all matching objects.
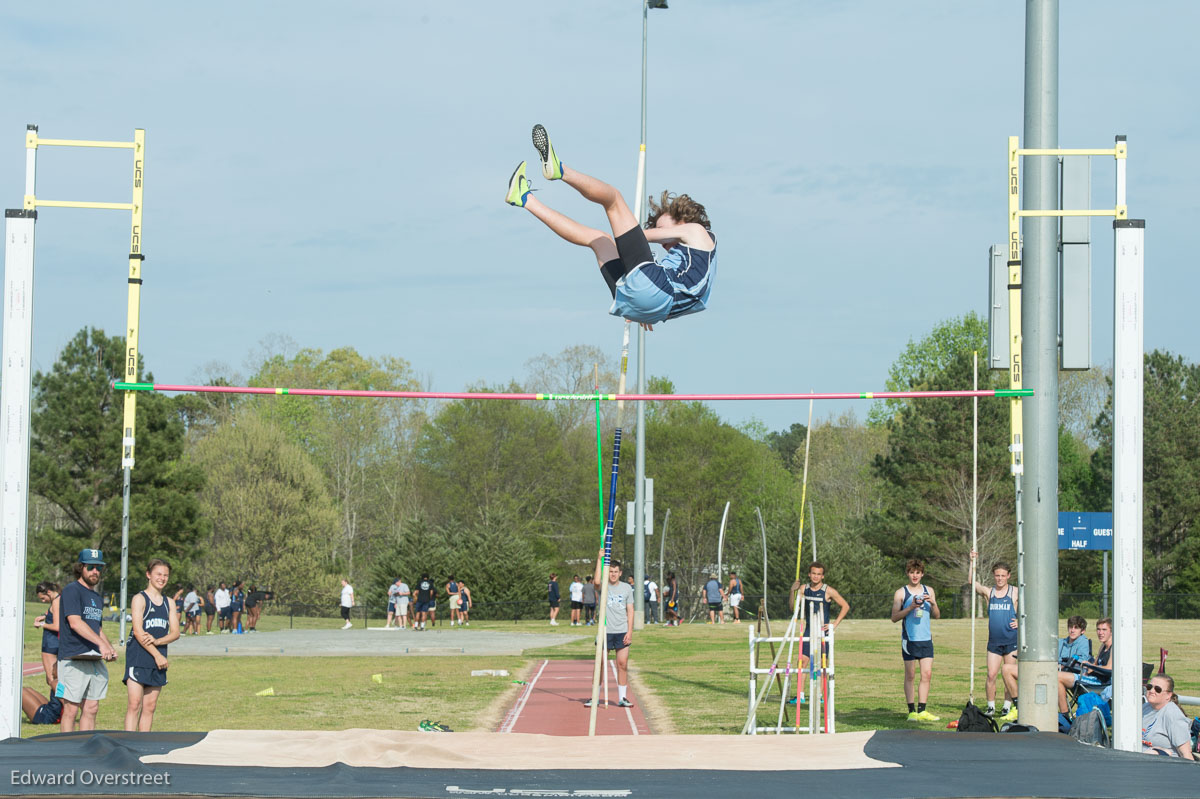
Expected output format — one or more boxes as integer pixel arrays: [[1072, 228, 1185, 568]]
[[915, 710, 941, 722], [505, 161, 533, 207], [906, 711, 920, 722], [532, 124, 563, 180]]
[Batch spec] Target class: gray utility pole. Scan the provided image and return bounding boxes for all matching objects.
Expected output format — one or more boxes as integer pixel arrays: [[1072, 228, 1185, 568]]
[[1018, 0, 1060, 734], [632, 0, 667, 630]]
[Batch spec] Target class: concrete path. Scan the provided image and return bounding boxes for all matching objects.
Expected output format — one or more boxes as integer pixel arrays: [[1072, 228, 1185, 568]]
[[167, 627, 583, 657]]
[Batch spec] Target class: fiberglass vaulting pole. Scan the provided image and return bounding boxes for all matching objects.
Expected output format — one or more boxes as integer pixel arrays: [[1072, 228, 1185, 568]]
[[588, 323, 632, 736]]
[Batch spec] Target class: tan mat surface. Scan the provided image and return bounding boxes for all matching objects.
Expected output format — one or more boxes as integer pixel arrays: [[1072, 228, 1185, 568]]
[[142, 729, 897, 772]]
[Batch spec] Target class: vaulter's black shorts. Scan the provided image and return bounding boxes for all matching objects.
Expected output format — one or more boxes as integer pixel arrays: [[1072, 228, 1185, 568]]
[[600, 226, 655, 297]]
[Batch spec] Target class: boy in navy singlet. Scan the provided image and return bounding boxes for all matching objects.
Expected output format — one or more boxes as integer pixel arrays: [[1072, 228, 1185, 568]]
[[891, 559, 941, 722], [506, 125, 716, 330], [787, 562, 850, 704], [124, 558, 180, 731], [973, 559, 1019, 720]]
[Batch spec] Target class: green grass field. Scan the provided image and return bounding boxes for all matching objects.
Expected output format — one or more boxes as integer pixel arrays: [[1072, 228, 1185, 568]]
[[21, 606, 1200, 737]]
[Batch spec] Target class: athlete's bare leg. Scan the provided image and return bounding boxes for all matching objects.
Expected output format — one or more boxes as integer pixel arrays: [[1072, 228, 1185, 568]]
[[561, 166, 638, 238], [523, 196, 617, 266]]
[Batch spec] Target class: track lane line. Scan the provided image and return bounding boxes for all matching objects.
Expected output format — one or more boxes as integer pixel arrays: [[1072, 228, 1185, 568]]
[[497, 659, 548, 733]]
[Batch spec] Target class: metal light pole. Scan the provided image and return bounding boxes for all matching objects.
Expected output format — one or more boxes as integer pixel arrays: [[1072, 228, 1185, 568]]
[[1017, 0, 1060, 734], [633, 0, 667, 632]]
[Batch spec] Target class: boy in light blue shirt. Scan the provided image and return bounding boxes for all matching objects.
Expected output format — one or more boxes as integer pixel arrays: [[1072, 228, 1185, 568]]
[[1058, 615, 1092, 667]]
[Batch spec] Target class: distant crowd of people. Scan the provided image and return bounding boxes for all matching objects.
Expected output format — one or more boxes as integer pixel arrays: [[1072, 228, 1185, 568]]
[[173, 581, 274, 635], [333, 575, 474, 630]]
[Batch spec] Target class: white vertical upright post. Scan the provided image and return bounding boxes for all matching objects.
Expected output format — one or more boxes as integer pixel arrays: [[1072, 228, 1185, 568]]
[[747, 626, 756, 735], [828, 623, 836, 733], [1111, 215, 1143, 753], [1, 208, 36, 741]]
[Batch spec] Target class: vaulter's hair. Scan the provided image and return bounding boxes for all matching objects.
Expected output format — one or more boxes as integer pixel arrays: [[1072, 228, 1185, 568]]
[[905, 559, 925, 573], [808, 561, 826, 574], [146, 558, 170, 574], [35, 581, 60, 595], [992, 561, 1012, 574], [645, 190, 712, 231]]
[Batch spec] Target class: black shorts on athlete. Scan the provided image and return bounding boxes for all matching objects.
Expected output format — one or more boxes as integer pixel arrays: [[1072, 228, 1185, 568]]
[[600, 226, 655, 297], [606, 632, 630, 652]]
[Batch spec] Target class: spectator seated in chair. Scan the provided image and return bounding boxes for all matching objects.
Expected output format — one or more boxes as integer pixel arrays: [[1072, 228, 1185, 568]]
[[1142, 674, 1195, 759], [1059, 617, 1113, 716], [1058, 615, 1092, 672]]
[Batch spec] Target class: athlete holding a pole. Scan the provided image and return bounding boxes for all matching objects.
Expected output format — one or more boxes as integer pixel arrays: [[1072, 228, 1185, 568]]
[[585, 549, 636, 709], [972, 559, 1019, 721], [506, 125, 716, 329]]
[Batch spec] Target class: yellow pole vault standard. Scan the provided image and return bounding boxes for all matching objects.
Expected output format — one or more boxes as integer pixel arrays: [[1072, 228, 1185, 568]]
[[22, 128, 146, 643], [119, 130, 145, 646], [1006, 137, 1024, 481], [122, 130, 145, 471], [1006, 135, 1127, 657]]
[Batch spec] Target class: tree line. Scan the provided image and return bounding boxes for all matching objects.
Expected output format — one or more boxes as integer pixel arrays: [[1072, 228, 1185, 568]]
[[22, 316, 1200, 616]]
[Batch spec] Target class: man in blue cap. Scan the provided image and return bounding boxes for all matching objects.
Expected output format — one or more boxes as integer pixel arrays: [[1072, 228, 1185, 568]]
[[58, 548, 118, 732]]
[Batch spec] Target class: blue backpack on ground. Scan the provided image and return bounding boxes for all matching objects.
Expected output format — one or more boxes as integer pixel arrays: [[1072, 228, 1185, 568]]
[[1076, 692, 1112, 726]]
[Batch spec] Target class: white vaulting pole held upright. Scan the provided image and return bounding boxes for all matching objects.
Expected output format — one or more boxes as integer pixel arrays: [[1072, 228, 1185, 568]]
[[970, 351, 979, 702], [716, 500, 730, 590], [755, 507, 768, 611], [808, 502, 817, 564], [659, 507, 669, 626], [589, 322, 631, 736]]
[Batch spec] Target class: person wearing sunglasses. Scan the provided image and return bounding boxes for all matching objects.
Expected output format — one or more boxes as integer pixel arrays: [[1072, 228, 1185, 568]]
[[1142, 674, 1195, 759], [58, 549, 118, 733]]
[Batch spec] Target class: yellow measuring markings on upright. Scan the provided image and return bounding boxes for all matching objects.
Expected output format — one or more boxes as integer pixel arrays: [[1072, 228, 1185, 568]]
[[122, 129, 146, 470], [1007, 137, 1024, 476], [1006, 134, 1129, 477]]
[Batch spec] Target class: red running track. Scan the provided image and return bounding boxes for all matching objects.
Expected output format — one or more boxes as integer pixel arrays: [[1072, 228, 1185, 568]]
[[497, 659, 651, 736]]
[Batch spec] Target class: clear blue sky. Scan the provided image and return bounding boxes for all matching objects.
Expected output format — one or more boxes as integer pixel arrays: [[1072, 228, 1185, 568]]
[[2, 1, 1196, 433]]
